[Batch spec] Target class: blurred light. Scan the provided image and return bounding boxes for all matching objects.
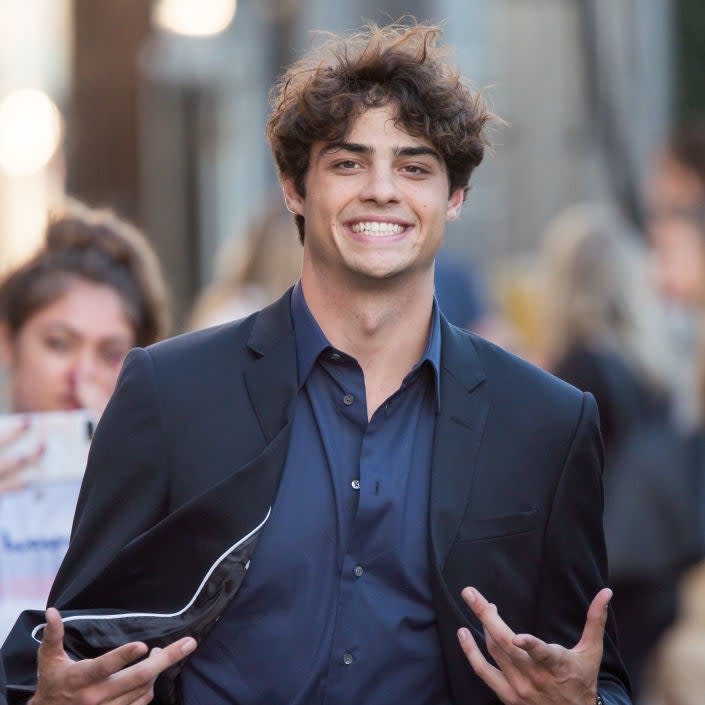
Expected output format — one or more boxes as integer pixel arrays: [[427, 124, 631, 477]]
[[0, 90, 63, 175], [153, 0, 237, 37]]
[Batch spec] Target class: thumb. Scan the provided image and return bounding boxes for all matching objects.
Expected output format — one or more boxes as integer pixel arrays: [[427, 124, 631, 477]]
[[38, 607, 66, 661], [576, 588, 612, 652]]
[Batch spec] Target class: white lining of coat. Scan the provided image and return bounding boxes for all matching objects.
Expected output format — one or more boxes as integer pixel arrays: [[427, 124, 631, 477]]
[[30, 508, 272, 644]]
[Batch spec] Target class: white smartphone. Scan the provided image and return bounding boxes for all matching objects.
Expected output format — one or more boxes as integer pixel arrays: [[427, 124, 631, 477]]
[[0, 409, 97, 482]]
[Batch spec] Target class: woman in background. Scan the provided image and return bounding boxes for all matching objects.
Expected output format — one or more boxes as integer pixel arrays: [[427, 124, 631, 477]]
[[541, 202, 671, 454], [188, 201, 302, 330], [540, 202, 688, 700], [0, 200, 169, 640]]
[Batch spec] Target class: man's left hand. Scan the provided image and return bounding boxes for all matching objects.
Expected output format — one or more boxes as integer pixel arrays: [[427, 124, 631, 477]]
[[457, 586, 612, 705]]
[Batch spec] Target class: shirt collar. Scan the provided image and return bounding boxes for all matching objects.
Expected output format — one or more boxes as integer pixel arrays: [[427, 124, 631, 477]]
[[291, 281, 332, 386], [290, 280, 442, 411], [415, 298, 442, 412]]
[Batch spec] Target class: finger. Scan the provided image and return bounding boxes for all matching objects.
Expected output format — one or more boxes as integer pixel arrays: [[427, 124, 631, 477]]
[[74, 641, 150, 685], [513, 633, 563, 667], [461, 587, 520, 656], [0, 476, 29, 494], [100, 677, 155, 705], [0, 443, 44, 480], [485, 628, 526, 679], [457, 628, 516, 703], [106, 638, 197, 695], [130, 690, 158, 705], [0, 417, 30, 446], [37, 607, 66, 661], [576, 588, 612, 652]]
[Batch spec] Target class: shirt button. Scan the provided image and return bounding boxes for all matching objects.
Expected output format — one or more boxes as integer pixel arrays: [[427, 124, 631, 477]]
[[343, 653, 354, 665], [329, 352, 342, 361], [343, 393, 354, 405], [354, 565, 364, 578], [351, 479, 360, 490]]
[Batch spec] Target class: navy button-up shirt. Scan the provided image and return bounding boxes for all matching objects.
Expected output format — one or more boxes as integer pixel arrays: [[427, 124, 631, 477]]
[[180, 283, 452, 705]]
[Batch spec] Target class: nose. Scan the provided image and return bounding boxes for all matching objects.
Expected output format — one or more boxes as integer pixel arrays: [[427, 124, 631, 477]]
[[69, 349, 98, 386], [358, 163, 401, 204]]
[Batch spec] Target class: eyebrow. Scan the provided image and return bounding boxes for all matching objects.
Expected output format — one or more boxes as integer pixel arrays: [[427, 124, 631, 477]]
[[40, 322, 132, 346], [320, 141, 443, 165]]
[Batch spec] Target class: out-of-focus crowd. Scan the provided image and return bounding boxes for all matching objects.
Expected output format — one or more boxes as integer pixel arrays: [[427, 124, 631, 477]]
[[1, 121, 705, 705]]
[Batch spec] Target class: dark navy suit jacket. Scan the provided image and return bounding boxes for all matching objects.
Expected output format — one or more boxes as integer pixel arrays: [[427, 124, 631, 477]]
[[2, 290, 631, 704]]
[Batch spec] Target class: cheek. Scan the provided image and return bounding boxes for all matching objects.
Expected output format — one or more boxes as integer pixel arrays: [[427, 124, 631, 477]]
[[8, 347, 71, 411], [94, 355, 128, 393], [12, 344, 66, 385]]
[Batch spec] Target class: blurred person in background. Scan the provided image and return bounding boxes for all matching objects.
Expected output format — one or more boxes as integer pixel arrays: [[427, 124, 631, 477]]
[[433, 249, 488, 330], [646, 122, 705, 232], [649, 311, 705, 705], [0, 201, 169, 640], [540, 202, 701, 701], [645, 122, 705, 430], [541, 203, 671, 455], [188, 201, 302, 331], [434, 249, 519, 351]]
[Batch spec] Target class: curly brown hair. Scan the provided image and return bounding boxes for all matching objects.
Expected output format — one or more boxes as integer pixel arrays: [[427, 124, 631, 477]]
[[266, 22, 497, 241], [0, 200, 170, 347]]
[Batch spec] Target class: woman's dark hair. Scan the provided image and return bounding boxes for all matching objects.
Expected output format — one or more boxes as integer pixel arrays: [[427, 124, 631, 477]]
[[0, 200, 170, 347], [669, 121, 705, 189], [266, 22, 497, 241]]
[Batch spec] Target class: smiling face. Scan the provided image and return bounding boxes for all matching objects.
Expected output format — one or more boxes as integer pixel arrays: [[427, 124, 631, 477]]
[[0, 280, 135, 413], [283, 105, 464, 291]]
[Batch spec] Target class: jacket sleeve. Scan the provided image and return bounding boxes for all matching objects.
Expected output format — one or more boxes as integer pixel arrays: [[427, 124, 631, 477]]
[[1, 347, 170, 700], [534, 392, 631, 705]]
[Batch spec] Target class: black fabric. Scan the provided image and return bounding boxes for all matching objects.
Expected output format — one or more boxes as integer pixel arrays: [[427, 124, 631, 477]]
[[0, 656, 7, 705], [604, 423, 703, 579]]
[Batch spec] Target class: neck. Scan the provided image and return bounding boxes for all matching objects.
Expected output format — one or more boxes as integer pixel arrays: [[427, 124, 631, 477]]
[[300, 263, 435, 417]]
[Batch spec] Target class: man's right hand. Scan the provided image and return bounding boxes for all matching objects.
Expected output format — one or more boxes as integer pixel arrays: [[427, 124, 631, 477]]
[[29, 607, 197, 705]]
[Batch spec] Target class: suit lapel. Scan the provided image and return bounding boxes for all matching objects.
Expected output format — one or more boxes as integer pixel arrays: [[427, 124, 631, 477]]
[[243, 290, 299, 443], [59, 292, 302, 611], [430, 320, 489, 569]]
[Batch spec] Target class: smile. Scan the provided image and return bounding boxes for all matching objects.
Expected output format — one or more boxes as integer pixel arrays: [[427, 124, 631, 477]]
[[349, 221, 408, 235]]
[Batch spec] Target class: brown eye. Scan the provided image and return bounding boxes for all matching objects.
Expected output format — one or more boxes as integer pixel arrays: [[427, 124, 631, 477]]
[[403, 164, 430, 175], [101, 348, 128, 366], [44, 336, 70, 352]]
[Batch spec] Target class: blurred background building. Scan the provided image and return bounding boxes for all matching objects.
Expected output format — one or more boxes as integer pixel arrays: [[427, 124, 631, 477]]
[[0, 0, 702, 329]]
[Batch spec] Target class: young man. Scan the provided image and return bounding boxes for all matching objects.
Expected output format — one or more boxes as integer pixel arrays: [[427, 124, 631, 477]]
[[3, 24, 630, 705]]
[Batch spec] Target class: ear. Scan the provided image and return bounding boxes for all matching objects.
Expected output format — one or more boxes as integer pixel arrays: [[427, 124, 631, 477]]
[[281, 179, 305, 217], [446, 187, 464, 223]]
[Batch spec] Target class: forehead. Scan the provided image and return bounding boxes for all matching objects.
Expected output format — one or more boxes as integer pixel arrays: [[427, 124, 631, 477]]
[[23, 281, 134, 340], [337, 104, 436, 151]]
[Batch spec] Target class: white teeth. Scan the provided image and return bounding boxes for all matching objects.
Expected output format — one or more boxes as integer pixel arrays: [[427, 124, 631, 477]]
[[350, 221, 405, 235]]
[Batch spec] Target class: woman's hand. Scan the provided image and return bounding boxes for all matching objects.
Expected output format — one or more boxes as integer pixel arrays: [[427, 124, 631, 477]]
[[0, 417, 44, 494]]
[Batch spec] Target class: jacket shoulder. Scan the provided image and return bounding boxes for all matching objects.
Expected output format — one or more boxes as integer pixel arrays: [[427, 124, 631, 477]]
[[459, 329, 592, 426], [147, 314, 258, 363]]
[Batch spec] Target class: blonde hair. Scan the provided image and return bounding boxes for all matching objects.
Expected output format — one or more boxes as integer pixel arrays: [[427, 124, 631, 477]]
[[188, 202, 302, 330], [541, 202, 670, 389]]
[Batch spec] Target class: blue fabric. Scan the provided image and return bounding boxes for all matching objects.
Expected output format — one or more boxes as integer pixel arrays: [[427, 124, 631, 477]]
[[180, 282, 452, 705]]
